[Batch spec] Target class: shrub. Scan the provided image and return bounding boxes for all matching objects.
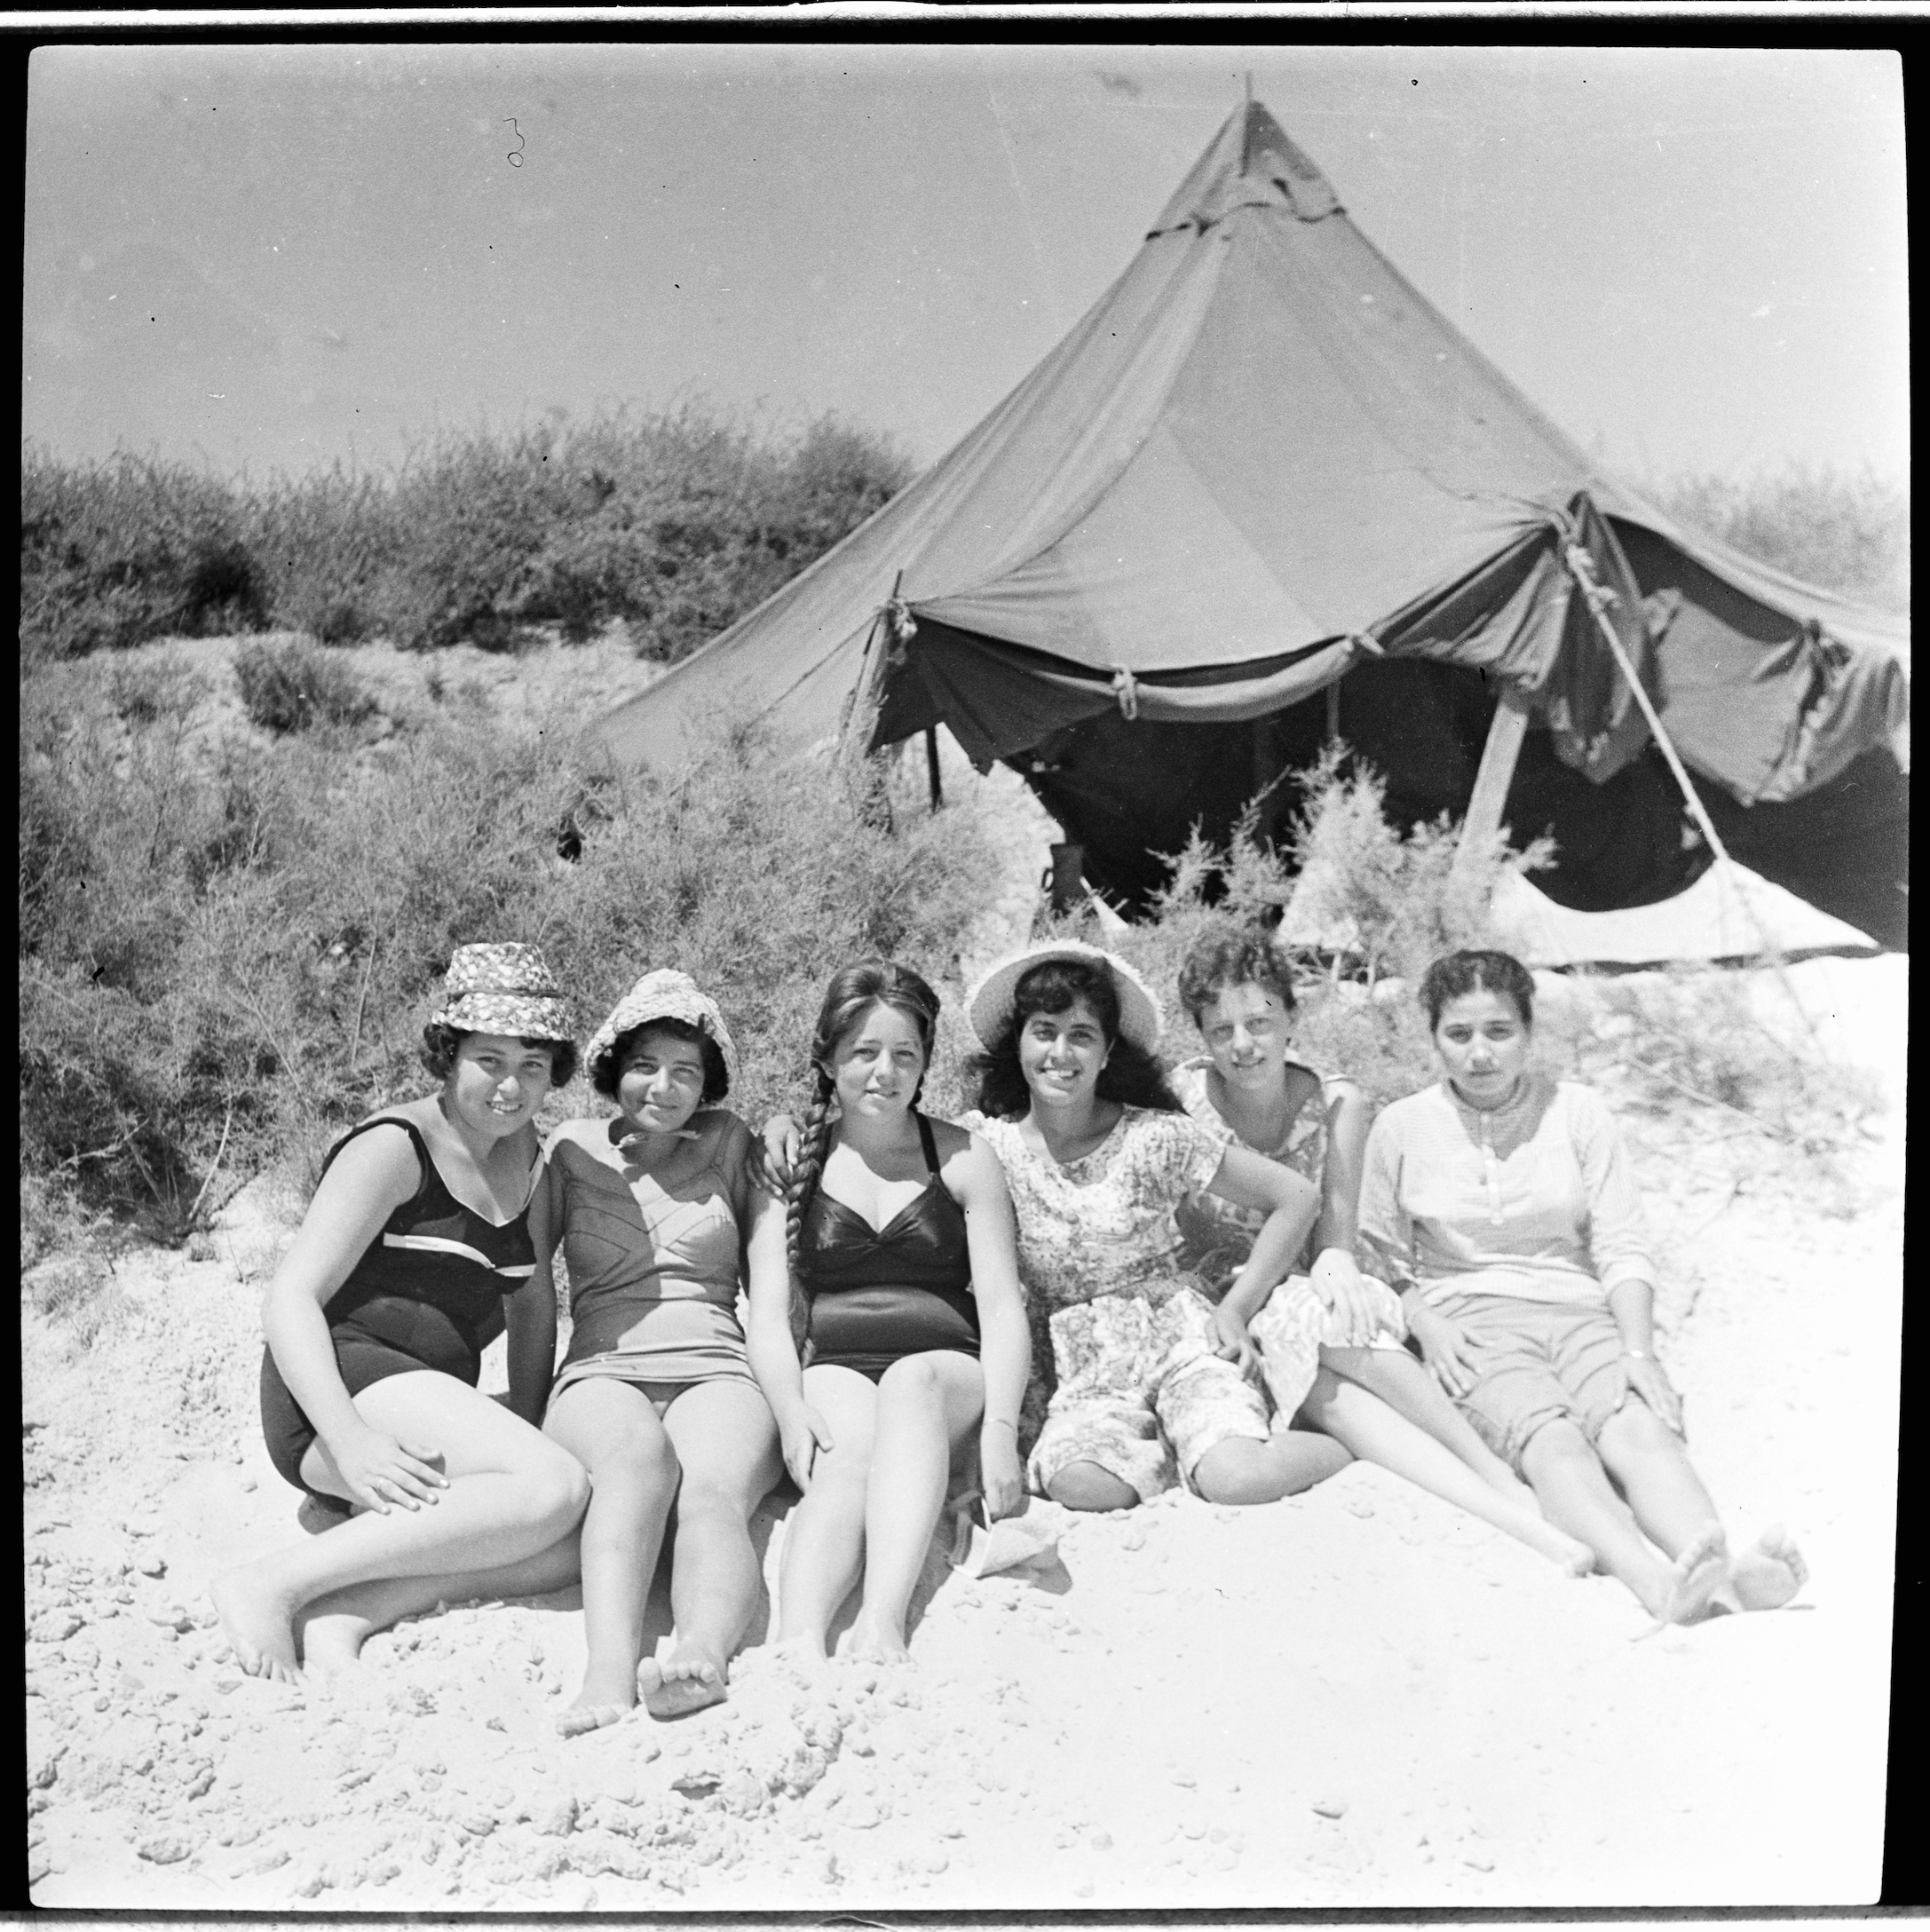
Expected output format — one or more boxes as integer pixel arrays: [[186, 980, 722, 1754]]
[[20, 447, 266, 665], [1106, 744, 1555, 1107], [233, 640, 376, 734], [19, 663, 997, 1246], [20, 404, 912, 663], [1653, 463, 1910, 613]]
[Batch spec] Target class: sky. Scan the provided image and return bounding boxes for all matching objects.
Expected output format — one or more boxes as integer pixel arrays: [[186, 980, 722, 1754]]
[[20, 42, 1909, 490]]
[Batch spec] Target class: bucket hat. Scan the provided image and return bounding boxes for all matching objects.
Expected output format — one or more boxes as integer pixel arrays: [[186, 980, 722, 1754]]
[[965, 940, 1163, 1054], [431, 943, 573, 1042], [585, 969, 739, 1097]]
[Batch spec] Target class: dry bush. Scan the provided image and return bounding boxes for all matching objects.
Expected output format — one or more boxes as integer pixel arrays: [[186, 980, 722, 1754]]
[[20, 653, 998, 1267], [20, 405, 911, 666], [1653, 462, 1910, 613], [233, 640, 376, 735], [1109, 745, 1554, 1105]]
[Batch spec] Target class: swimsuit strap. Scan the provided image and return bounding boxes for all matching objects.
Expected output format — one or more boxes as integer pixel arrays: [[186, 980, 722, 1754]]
[[914, 1110, 942, 1179], [322, 1113, 433, 1206]]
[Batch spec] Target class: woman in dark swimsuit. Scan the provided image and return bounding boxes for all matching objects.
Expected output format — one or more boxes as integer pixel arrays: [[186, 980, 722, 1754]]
[[745, 961, 1030, 1664], [213, 945, 591, 1681]]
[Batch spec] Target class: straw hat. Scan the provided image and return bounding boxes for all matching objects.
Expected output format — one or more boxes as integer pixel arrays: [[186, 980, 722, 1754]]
[[431, 943, 573, 1041], [585, 969, 739, 1097], [965, 939, 1163, 1053]]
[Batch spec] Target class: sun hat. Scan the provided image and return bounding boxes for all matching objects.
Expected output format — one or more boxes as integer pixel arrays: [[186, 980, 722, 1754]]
[[585, 969, 740, 1097], [965, 939, 1163, 1054], [431, 943, 573, 1041]]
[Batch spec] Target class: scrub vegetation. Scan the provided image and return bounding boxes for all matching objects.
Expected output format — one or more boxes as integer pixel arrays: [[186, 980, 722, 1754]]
[[20, 404, 912, 669], [19, 652, 993, 1276]]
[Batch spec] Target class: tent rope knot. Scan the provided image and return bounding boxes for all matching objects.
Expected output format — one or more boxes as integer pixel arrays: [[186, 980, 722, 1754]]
[[1111, 666, 1141, 721], [1562, 542, 1619, 615]]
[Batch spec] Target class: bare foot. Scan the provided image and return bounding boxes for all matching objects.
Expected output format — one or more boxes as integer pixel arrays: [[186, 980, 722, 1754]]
[[1649, 1525, 1728, 1627], [1728, 1525, 1807, 1611], [641, 1647, 728, 1720], [846, 1610, 911, 1665], [210, 1570, 300, 1683], [558, 1655, 640, 1736]]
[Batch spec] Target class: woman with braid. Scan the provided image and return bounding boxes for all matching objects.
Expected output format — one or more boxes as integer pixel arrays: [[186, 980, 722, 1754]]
[[743, 960, 1030, 1664]]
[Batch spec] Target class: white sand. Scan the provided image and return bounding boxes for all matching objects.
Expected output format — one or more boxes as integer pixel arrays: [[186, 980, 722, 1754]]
[[23, 954, 1902, 1910]]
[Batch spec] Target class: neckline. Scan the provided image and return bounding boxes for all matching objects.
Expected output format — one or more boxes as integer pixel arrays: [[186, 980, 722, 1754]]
[[815, 1176, 944, 1241], [1201, 1058, 1322, 1156], [395, 1112, 539, 1229], [1444, 1073, 1533, 1119], [1021, 1101, 1126, 1172]]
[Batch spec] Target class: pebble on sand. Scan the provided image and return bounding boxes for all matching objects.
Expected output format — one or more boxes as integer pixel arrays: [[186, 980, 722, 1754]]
[[1312, 1793, 1349, 1818]]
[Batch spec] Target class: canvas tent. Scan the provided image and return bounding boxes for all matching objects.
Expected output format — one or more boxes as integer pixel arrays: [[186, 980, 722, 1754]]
[[597, 101, 1910, 949]]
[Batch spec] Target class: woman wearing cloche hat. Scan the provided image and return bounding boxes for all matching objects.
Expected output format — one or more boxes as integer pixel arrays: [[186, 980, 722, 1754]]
[[530, 967, 786, 1730], [218, 943, 591, 1683]]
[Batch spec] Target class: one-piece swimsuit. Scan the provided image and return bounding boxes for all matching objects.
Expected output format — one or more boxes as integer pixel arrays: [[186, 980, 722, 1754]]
[[799, 1112, 980, 1382], [258, 1114, 539, 1498]]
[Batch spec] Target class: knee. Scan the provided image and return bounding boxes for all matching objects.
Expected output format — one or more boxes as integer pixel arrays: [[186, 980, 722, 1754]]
[[1520, 1417, 1594, 1477], [592, 1424, 682, 1493], [1597, 1402, 1680, 1466], [1046, 1462, 1136, 1513], [526, 1445, 593, 1533], [876, 1355, 945, 1405]]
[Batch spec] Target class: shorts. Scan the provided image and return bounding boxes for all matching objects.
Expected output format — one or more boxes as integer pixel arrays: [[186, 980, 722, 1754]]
[[1028, 1286, 1270, 1504], [1442, 1293, 1675, 1473], [1248, 1275, 1409, 1428], [259, 1331, 478, 1500]]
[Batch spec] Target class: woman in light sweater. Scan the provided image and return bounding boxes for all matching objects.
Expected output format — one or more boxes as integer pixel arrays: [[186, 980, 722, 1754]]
[[1358, 948, 1807, 1625]]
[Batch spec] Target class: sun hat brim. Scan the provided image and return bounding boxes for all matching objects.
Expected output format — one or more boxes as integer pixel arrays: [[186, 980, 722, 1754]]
[[585, 970, 740, 1096], [965, 941, 1163, 1053]]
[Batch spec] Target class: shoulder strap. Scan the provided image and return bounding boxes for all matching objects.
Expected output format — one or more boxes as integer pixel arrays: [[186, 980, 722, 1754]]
[[320, 1114, 432, 1203], [914, 1110, 942, 1177]]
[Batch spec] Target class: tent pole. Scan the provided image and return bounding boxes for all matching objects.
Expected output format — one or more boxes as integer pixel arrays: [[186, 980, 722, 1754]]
[[1325, 678, 1341, 744], [1448, 689, 1530, 891], [1560, 541, 1824, 1043], [925, 724, 943, 812]]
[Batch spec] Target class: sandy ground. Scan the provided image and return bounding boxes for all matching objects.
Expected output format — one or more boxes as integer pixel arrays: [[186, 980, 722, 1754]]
[[20, 648, 1904, 1906]]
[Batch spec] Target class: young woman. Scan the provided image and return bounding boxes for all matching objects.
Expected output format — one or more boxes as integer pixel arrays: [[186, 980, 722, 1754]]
[[1360, 947, 1808, 1624], [534, 970, 783, 1730], [215, 944, 590, 1682], [958, 940, 1355, 1511], [745, 961, 1030, 1664], [1170, 923, 1591, 1568]]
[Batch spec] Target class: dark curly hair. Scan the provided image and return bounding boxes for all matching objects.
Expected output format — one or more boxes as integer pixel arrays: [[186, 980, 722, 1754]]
[[589, 1017, 729, 1106], [1418, 948, 1536, 1032], [786, 962, 944, 1327], [1176, 922, 1298, 1028], [969, 957, 1179, 1120], [420, 1023, 579, 1090]]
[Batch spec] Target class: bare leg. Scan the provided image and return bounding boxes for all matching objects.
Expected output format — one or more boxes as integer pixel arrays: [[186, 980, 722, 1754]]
[[773, 1366, 879, 1659], [646, 1379, 783, 1717], [545, 1379, 682, 1734], [1594, 1403, 1725, 1559], [849, 1352, 985, 1661], [297, 1537, 581, 1674], [1321, 1346, 1531, 1499], [1047, 1461, 1141, 1512], [1520, 1419, 1724, 1623], [212, 1373, 590, 1682], [1297, 1368, 1594, 1572], [1191, 1429, 1353, 1505]]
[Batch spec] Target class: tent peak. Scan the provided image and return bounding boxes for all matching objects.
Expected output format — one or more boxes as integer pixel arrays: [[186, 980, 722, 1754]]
[[1148, 99, 1342, 237]]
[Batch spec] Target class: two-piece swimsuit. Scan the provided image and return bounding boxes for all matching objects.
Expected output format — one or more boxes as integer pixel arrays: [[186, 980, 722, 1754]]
[[258, 1114, 539, 1498], [798, 1112, 981, 1381]]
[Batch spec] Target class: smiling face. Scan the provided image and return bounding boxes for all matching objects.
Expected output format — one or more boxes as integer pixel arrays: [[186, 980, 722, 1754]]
[[1017, 994, 1111, 1112], [448, 1033, 556, 1138], [1197, 980, 1292, 1095], [1431, 987, 1531, 1105], [827, 1001, 928, 1121], [615, 1025, 710, 1137]]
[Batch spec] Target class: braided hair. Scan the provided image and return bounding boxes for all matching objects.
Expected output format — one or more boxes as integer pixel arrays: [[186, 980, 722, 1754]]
[[784, 960, 943, 1346]]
